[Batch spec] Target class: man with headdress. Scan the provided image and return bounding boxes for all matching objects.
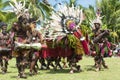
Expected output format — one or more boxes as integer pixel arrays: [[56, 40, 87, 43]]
[[12, 22, 30, 78], [9, 0, 41, 78], [9, 0, 47, 77], [42, 4, 90, 73], [91, 9, 109, 71], [0, 21, 12, 74]]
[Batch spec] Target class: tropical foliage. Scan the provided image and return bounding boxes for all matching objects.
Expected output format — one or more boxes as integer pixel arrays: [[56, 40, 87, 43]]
[[0, 0, 17, 30], [23, 0, 53, 20], [97, 0, 120, 43], [82, 0, 120, 43], [0, 0, 53, 30], [0, 0, 120, 43]]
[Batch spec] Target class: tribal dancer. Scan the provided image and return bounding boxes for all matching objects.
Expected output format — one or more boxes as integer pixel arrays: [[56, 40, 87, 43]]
[[26, 18, 43, 75], [91, 9, 110, 71], [41, 4, 90, 73], [0, 22, 13, 74], [9, 0, 44, 78]]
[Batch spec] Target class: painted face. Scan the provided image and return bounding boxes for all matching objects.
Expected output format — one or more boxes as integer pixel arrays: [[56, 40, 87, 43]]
[[94, 23, 100, 30], [2, 25, 7, 34], [66, 20, 76, 30], [13, 23, 19, 30]]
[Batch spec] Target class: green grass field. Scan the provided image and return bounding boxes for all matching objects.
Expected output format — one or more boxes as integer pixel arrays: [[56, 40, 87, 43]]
[[0, 57, 120, 80]]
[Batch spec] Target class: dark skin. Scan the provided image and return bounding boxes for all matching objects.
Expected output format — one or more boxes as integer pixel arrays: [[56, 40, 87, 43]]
[[26, 22, 43, 75], [0, 24, 13, 74], [26, 22, 43, 43], [93, 23, 101, 36], [92, 23, 109, 71], [2, 26, 7, 35], [94, 23, 100, 30]]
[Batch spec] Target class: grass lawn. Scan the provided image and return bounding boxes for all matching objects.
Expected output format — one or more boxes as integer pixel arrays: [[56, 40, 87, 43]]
[[0, 56, 120, 80]]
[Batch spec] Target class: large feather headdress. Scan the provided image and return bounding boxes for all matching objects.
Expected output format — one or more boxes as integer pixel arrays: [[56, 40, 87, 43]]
[[43, 4, 84, 40], [51, 4, 83, 32]]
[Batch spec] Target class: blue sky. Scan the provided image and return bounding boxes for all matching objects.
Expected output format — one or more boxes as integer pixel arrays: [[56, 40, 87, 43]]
[[48, 0, 96, 7]]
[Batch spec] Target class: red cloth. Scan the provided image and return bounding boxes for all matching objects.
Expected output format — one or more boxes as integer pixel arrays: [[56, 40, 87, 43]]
[[73, 30, 82, 39], [58, 47, 73, 57], [41, 47, 73, 58], [73, 30, 90, 55], [41, 48, 49, 58], [81, 40, 90, 55]]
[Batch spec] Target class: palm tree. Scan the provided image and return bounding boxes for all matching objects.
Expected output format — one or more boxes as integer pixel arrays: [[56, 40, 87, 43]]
[[96, 0, 120, 43], [0, 0, 53, 30], [83, 5, 96, 28], [0, 0, 17, 30], [19, 0, 53, 20], [83, 0, 120, 43], [42, 0, 50, 5], [0, 0, 9, 21]]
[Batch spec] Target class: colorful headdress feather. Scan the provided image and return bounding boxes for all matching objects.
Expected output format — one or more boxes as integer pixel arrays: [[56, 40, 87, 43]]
[[49, 4, 83, 32], [42, 4, 84, 40]]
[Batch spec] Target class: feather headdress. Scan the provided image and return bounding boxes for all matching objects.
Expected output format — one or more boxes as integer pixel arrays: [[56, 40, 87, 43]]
[[9, 0, 30, 19], [91, 8, 103, 29], [43, 4, 84, 40], [51, 4, 83, 32]]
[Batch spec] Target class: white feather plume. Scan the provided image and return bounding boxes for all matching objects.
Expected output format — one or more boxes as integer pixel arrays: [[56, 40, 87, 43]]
[[43, 4, 83, 40], [9, 0, 28, 18]]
